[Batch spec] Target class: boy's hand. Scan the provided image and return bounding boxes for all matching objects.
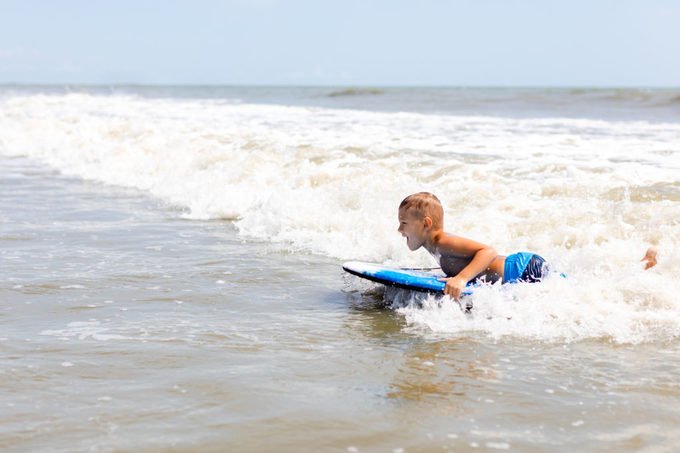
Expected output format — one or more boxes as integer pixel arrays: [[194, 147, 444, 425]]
[[439, 276, 468, 299]]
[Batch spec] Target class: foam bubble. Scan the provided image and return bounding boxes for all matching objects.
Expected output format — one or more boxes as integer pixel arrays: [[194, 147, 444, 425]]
[[40, 321, 131, 341]]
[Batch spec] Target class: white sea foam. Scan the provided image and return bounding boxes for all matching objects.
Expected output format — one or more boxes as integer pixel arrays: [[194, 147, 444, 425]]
[[395, 266, 679, 343], [40, 321, 131, 341], [3, 93, 679, 342]]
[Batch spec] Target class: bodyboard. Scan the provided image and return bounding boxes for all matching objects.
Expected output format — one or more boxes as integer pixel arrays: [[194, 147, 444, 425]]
[[342, 261, 474, 296]]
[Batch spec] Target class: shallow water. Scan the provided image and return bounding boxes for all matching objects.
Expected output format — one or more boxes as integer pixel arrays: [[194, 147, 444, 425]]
[[2, 155, 680, 452], [1, 86, 680, 451]]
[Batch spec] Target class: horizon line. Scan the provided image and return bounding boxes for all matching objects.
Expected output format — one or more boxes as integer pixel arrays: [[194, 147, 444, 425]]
[[1, 82, 679, 90]]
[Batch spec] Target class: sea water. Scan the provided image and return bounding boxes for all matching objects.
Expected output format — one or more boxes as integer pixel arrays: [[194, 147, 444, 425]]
[[1, 86, 679, 452]]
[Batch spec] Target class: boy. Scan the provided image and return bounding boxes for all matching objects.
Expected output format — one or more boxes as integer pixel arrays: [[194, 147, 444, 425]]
[[398, 192, 658, 299]]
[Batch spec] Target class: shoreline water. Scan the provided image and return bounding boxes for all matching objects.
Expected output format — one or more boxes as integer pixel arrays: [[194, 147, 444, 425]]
[[1, 85, 680, 450], [4, 155, 680, 452]]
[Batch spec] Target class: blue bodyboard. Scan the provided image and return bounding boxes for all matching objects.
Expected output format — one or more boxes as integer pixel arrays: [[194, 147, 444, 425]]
[[342, 261, 474, 296]]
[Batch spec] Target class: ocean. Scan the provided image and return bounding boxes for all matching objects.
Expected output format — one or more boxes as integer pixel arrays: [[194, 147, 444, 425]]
[[1, 85, 679, 452]]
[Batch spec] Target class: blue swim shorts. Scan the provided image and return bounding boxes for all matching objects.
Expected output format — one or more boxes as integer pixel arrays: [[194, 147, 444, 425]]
[[503, 252, 547, 283]]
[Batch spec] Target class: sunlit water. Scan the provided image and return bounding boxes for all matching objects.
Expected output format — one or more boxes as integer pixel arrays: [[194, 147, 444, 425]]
[[1, 86, 680, 451]]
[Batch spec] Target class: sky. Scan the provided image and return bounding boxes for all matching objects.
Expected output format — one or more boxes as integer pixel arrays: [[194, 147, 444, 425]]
[[0, 0, 678, 87]]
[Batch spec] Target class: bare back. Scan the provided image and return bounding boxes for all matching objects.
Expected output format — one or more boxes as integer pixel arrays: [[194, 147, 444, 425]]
[[435, 248, 503, 283]]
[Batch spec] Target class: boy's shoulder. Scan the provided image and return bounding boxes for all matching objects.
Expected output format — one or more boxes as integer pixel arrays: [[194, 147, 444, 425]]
[[433, 231, 461, 248]]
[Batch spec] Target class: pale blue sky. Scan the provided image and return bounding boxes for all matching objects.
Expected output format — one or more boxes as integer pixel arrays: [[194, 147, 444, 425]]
[[1, 0, 678, 86]]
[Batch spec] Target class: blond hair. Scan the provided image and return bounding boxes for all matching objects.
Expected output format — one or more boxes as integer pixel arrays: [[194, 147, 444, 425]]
[[399, 192, 443, 230]]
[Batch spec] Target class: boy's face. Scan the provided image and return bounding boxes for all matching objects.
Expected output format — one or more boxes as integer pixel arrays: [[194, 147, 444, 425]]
[[398, 207, 430, 251]]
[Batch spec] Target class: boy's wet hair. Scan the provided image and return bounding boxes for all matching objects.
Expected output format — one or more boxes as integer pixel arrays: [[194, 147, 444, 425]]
[[399, 192, 443, 230]]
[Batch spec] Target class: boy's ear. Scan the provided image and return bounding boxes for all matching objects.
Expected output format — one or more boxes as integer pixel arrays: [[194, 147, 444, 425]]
[[423, 216, 433, 229]]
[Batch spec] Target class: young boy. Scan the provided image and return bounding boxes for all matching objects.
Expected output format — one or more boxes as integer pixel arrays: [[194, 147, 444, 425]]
[[398, 192, 658, 299]]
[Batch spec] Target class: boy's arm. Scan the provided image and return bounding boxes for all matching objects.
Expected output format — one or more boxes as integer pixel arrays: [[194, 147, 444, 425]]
[[437, 234, 497, 298]]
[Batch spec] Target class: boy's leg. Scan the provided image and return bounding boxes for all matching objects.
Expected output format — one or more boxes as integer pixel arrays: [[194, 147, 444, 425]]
[[520, 254, 546, 283], [642, 246, 658, 270]]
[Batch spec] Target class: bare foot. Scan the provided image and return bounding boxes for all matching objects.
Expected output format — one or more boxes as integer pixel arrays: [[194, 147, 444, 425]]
[[641, 246, 658, 270]]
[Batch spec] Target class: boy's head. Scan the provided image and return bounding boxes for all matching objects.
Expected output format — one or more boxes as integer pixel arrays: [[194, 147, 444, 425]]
[[398, 192, 444, 231]]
